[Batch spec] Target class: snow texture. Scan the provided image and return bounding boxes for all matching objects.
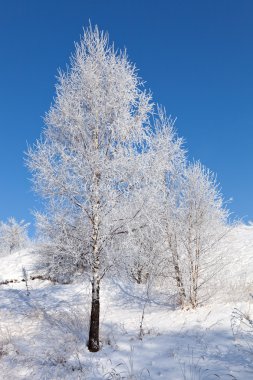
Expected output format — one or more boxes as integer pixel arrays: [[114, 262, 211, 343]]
[[0, 224, 253, 379]]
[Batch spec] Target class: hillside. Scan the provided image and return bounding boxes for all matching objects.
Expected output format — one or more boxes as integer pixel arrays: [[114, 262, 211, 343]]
[[0, 225, 253, 379]]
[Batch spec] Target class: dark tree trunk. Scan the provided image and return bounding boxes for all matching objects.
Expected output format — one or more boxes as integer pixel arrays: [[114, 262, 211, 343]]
[[88, 280, 100, 352]]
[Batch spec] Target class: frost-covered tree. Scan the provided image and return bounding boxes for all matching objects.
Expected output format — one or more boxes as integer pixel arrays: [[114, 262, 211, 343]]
[[113, 107, 185, 287], [34, 208, 90, 283], [27, 26, 153, 352], [0, 218, 30, 255], [164, 162, 229, 308]]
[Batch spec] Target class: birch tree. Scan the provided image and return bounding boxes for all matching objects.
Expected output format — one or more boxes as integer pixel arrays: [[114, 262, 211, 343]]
[[112, 107, 185, 288], [27, 26, 152, 352], [164, 162, 229, 308]]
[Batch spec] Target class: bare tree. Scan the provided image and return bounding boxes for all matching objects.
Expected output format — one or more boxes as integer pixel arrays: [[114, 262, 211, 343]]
[[164, 162, 230, 308], [111, 107, 185, 289], [0, 218, 30, 255]]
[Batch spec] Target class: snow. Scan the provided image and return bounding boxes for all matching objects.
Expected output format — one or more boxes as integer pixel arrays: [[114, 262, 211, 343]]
[[1, 225, 253, 379], [0, 249, 34, 282]]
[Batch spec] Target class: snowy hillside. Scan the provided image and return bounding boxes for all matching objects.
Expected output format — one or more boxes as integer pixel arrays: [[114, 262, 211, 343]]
[[0, 225, 253, 379]]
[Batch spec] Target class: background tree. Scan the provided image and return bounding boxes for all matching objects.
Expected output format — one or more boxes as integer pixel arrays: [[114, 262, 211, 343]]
[[34, 207, 90, 283], [163, 162, 229, 308], [111, 107, 185, 290], [0, 218, 30, 255]]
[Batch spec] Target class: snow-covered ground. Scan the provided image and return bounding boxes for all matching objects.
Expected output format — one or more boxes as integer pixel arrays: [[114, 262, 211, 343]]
[[0, 225, 253, 379]]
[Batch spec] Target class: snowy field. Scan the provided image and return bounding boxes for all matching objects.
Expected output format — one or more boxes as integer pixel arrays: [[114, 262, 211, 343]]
[[1, 224, 253, 379]]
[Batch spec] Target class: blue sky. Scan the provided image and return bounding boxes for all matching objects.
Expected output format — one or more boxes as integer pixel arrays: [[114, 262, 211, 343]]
[[0, 0, 252, 233]]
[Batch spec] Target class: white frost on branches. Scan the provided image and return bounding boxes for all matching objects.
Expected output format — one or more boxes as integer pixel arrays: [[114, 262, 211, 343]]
[[0, 218, 30, 255], [27, 25, 231, 354], [162, 162, 230, 308], [27, 26, 154, 283]]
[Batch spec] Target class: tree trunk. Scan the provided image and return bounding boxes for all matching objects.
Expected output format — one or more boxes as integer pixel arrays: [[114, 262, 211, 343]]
[[174, 261, 186, 308], [88, 279, 100, 352], [88, 129, 101, 352], [169, 233, 186, 308]]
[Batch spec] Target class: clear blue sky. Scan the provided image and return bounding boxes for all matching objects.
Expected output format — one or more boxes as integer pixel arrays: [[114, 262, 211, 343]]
[[0, 0, 253, 234]]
